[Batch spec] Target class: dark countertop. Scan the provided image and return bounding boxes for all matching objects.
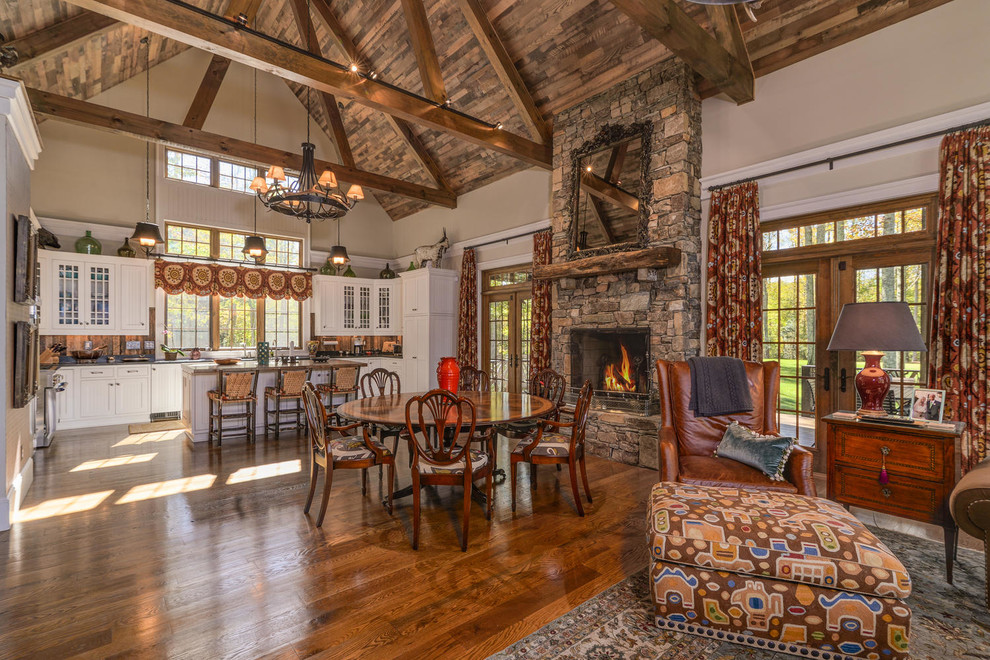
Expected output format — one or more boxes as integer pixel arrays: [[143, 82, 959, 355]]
[[182, 358, 369, 374]]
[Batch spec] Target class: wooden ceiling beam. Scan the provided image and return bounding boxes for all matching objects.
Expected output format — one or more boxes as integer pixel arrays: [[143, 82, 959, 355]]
[[182, 54, 231, 129], [610, 0, 754, 104], [60, 0, 549, 168], [310, 0, 452, 191], [586, 196, 616, 244], [27, 87, 457, 208], [581, 172, 639, 213], [453, 0, 550, 144], [5, 11, 117, 68], [704, 4, 751, 76], [182, 0, 264, 130], [400, 0, 447, 104], [284, 0, 354, 167]]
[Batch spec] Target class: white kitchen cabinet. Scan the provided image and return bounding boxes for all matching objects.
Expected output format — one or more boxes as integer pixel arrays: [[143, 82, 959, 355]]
[[118, 263, 151, 333], [313, 276, 401, 337], [38, 252, 152, 335], [381, 357, 405, 388], [151, 363, 183, 415], [54, 368, 78, 424], [399, 269, 457, 391], [374, 282, 401, 335], [60, 364, 152, 429]]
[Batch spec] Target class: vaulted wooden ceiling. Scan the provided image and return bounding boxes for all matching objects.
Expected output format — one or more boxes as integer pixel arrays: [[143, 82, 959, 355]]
[[2, 0, 954, 220]]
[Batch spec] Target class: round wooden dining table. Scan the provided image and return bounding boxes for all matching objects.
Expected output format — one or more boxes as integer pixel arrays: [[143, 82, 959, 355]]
[[336, 390, 555, 427], [336, 390, 555, 508]]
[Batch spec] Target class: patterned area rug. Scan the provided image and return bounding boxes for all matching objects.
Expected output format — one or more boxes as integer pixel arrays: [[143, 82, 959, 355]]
[[489, 527, 990, 660]]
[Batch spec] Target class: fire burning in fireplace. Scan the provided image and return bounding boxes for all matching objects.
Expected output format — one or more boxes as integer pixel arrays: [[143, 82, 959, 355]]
[[602, 344, 637, 392]]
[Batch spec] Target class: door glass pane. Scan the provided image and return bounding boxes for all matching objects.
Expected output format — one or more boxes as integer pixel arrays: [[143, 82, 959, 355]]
[[762, 273, 817, 448], [520, 297, 532, 393], [487, 299, 510, 393], [853, 264, 928, 415], [89, 266, 112, 327]]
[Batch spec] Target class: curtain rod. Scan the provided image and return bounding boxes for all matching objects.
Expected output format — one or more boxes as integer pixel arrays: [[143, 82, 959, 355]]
[[708, 116, 990, 192], [153, 252, 317, 273], [463, 228, 548, 252]]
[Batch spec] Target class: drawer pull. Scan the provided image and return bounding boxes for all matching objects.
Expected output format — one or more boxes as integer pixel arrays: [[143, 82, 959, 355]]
[[879, 445, 890, 485], [881, 487, 892, 498]]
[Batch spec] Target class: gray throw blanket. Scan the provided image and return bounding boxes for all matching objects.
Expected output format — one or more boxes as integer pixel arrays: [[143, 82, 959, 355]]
[[688, 356, 754, 417]]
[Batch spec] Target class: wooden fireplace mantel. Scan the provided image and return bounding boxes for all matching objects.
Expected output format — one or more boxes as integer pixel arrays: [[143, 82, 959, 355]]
[[533, 246, 681, 280]]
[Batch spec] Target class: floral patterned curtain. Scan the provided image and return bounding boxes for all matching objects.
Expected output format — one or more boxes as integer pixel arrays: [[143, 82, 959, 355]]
[[705, 181, 762, 361], [530, 230, 553, 376], [154, 260, 312, 301], [457, 248, 479, 367], [929, 126, 990, 473]]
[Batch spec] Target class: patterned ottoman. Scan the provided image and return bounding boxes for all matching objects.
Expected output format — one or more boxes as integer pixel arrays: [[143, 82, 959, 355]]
[[648, 483, 912, 660]]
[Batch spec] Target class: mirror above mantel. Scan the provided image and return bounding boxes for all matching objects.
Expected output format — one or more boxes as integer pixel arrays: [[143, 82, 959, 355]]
[[570, 123, 650, 254]]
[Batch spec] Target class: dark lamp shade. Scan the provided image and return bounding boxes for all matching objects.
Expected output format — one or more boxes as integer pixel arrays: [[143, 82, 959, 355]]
[[242, 235, 268, 260], [826, 302, 927, 352], [130, 222, 163, 247], [329, 244, 349, 265]]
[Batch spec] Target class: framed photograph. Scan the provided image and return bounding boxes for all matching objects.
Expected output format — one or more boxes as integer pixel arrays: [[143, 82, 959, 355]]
[[908, 388, 946, 423]]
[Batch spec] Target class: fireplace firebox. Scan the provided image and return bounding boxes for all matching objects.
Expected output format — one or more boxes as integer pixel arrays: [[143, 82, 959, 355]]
[[569, 328, 649, 393]]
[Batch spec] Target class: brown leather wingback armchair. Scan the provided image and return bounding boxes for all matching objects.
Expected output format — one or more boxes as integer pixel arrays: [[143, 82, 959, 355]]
[[949, 457, 990, 609], [655, 359, 816, 497]]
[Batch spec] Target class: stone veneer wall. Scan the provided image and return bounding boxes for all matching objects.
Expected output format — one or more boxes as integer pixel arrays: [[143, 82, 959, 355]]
[[549, 58, 703, 466]]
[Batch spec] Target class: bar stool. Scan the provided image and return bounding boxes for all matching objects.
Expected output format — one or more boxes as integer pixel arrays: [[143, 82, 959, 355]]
[[264, 368, 310, 439], [208, 370, 259, 445], [317, 365, 361, 423]]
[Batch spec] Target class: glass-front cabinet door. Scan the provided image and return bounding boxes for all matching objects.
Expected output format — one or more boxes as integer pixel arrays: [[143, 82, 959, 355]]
[[358, 284, 372, 331], [86, 263, 114, 330], [54, 260, 83, 330], [341, 283, 356, 330]]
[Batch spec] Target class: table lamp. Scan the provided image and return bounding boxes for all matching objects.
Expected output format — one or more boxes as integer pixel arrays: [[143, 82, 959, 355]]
[[826, 302, 927, 418]]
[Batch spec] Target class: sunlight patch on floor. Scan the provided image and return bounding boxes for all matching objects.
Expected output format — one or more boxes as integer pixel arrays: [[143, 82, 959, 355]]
[[14, 490, 115, 523], [113, 430, 185, 447], [70, 453, 159, 472], [226, 460, 302, 485], [116, 475, 217, 504]]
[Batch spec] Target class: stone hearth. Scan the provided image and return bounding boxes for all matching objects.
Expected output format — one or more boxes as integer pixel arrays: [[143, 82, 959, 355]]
[[549, 57, 702, 468]]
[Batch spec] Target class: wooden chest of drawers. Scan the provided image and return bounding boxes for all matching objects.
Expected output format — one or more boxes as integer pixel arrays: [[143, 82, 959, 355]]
[[824, 413, 963, 582]]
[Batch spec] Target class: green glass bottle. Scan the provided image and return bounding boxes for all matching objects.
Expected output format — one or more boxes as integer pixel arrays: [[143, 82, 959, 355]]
[[319, 259, 335, 276], [75, 230, 102, 255], [406, 261, 417, 271], [116, 236, 136, 258], [379, 263, 397, 279], [342, 265, 357, 277]]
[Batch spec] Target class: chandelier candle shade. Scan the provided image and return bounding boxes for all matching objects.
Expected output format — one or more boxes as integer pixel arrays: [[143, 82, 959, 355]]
[[826, 302, 927, 418]]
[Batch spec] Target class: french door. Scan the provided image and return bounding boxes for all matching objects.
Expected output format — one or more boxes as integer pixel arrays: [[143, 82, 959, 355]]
[[760, 194, 937, 472], [481, 265, 534, 394]]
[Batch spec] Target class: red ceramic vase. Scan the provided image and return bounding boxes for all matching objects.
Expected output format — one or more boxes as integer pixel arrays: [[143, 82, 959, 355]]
[[437, 357, 460, 392], [856, 352, 891, 417]]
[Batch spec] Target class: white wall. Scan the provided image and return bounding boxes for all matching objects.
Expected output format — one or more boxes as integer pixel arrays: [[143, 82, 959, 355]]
[[701, 0, 989, 209]]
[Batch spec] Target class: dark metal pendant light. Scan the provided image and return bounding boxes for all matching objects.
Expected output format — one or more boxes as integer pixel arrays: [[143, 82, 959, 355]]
[[130, 36, 164, 258], [243, 69, 268, 263], [329, 218, 349, 266]]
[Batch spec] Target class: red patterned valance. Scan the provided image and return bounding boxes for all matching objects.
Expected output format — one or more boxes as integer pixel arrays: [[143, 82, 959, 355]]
[[154, 260, 312, 301]]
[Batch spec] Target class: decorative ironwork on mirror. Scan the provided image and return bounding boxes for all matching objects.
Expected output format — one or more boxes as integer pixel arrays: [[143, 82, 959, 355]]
[[569, 123, 651, 257]]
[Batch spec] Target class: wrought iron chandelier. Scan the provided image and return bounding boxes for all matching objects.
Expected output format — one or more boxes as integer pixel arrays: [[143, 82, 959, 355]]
[[249, 0, 363, 223]]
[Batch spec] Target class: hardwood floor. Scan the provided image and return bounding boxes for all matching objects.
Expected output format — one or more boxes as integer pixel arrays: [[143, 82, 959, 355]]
[[0, 424, 659, 659]]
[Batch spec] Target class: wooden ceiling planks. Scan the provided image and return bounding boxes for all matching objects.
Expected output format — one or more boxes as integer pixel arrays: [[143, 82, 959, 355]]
[[4, 0, 959, 219]]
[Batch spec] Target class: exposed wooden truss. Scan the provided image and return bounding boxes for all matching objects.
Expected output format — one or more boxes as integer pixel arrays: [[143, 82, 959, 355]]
[[400, 0, 447, 104], [5, 11, 117, 69], [182, 54, 231, 129], [27, 87, 457, 208], [704, 4, 751, 77], [581, 172, 638, 214], [182, 0, 263, 130], [453, 0, 550, 144], [586, 197, 615, 244], [610, 0, 754, 104], [284, 0, 354, 167], [61, 0, 550, 168], [310, 0, 451, 191]]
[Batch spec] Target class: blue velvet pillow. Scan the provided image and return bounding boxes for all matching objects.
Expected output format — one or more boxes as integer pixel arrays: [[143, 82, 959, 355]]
[[714, 421, 795, 481]]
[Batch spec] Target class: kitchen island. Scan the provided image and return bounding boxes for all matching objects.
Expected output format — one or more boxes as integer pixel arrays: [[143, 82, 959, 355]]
[[182, 359, 368, 443]]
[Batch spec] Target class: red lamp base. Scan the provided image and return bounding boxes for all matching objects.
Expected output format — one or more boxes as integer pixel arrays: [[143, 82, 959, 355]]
[[856, 352, 891, 417]]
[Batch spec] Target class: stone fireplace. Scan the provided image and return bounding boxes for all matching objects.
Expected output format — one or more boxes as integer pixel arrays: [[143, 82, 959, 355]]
[[569, 328, 649, 393], [548, 57, 703, 468]]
